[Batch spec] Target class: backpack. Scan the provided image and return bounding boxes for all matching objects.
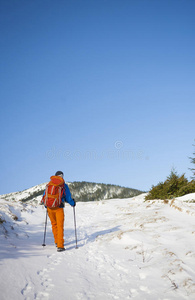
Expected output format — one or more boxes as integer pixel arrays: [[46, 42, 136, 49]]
[[42, 176, 65, 208]]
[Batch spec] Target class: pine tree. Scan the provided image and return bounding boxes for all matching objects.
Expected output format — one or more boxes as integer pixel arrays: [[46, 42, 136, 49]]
[[189, 142, 195, 179]]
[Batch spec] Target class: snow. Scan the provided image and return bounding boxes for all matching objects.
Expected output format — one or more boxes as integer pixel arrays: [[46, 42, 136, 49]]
[[0, 193, 195, 300]]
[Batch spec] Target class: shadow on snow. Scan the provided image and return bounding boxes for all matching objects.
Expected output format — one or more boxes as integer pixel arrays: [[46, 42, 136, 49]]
[[0, 222, 121, 260]]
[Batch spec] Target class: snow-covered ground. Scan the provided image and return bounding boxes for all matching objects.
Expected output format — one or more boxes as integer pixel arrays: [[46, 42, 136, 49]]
[[0, 193, 195, 300]]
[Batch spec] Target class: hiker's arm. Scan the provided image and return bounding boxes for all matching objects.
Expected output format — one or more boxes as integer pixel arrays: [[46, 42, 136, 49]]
[[64, 184, 75, 206], [40, 190, 46, 205]]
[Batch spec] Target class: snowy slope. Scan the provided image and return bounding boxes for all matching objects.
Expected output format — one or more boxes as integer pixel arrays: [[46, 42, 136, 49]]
[[0, 193, 195, 300]]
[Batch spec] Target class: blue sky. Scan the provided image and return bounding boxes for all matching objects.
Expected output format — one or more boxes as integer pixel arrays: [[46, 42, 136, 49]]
[[0, 0, 195, 194]]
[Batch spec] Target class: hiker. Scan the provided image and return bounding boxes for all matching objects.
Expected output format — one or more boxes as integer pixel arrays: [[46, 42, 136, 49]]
[[41, 171, 76, 252]]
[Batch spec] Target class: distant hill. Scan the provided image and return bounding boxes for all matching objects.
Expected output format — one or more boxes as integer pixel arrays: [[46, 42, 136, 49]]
[[0, 181, 143, 204], [68, 181, 143, 202]]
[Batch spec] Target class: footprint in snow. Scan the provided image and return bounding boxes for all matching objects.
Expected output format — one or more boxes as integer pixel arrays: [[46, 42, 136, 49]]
[[36, 252, 64, 298], [21, 282, 36, 300], [21, 283, 32, 296]]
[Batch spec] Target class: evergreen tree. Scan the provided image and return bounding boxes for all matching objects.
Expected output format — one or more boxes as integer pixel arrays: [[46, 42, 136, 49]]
[[189, 142, 195, 179], [145, 169, 195, 200]]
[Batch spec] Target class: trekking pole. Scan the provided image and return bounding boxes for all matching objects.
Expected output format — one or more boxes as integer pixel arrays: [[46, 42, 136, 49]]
[[73, 206, 78, 249], [42, 209, 48, 247]]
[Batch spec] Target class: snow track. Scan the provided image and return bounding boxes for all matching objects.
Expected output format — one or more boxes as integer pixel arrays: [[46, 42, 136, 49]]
[[0, 194, 195, 299]]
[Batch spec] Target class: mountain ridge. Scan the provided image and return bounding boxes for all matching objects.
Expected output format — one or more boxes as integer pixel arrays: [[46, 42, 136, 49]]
[[0, 181, 143, 204]]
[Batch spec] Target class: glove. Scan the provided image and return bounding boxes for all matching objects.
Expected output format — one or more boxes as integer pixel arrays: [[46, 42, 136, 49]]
[[72, 199, 76, 207]]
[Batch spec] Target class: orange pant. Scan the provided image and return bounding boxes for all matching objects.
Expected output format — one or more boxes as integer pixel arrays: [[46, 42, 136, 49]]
[[47, 207, 64, 248]]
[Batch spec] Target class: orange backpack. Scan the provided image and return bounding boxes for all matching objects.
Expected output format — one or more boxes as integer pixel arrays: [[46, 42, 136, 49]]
[[42, 176, 65, 208]]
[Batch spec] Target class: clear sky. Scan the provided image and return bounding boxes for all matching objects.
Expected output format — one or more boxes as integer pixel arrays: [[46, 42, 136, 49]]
[[0, 0, 195, 195]]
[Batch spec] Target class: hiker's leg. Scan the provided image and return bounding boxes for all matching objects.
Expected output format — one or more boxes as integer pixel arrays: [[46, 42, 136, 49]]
[[47, 208, 58, 245], [56, 208, 64, 248]]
